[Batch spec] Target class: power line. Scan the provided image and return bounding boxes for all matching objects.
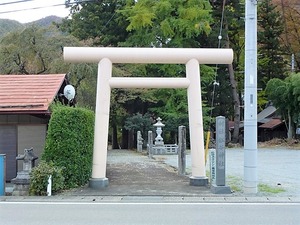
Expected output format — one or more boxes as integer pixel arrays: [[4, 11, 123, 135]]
[[0, 0, 95, 15], [0, 0, 34, 6], [0, 3, 66, 15], [209, 0, 227, 120]]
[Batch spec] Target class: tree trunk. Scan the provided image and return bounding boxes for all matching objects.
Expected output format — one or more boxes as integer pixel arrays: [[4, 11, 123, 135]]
[[226, 35, 241, 143], [112, 123, 119, 149], [127, 130, 135, 149], [121, 129, 128, 149], [287, 109, 293, 139]]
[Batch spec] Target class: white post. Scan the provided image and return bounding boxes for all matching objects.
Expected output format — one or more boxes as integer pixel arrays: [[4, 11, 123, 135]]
[[47, 175, 52, 196], [244, 0, 258, 193], [186, 59, 208, 186], [89, 58, 111, 189]]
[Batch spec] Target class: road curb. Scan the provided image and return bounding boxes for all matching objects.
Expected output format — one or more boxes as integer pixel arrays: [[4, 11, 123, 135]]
[[1, 195, 299, 203]]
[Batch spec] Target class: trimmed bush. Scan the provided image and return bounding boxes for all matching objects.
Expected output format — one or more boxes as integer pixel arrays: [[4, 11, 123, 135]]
[[29, 161, 64, 196], [42, 105, 95, 188]]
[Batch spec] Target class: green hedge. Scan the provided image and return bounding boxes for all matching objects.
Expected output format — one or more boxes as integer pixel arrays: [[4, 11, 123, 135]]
[[42, 105, 95, 188], [29, 161, 64, 196]]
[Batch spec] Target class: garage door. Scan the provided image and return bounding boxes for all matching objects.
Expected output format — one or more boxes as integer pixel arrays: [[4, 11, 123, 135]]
[[0, 126, 17, 181]]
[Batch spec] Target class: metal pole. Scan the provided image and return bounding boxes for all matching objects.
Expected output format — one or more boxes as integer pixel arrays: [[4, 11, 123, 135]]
[[244, 0, 258, 193]]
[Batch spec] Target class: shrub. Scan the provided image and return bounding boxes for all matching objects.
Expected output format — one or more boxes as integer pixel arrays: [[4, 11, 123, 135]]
[[29, 161, 64, 196], [42, 105, 95, 188]]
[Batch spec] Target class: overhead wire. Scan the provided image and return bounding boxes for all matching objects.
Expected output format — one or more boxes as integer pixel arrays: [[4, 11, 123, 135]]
[[210, 0, 226, 120], [0, 0, 95, 15], [0, 3, 66, 14], [0, 0, 34, 6], [205, 0, 227, 164]]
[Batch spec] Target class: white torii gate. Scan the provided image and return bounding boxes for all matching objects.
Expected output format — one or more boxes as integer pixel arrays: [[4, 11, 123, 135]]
[[64, 47, 233, 189]]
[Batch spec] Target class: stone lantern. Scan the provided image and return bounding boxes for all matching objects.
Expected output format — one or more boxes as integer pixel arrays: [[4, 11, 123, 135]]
[[153, 117, 165, 146], [11, 148, 38, 196]]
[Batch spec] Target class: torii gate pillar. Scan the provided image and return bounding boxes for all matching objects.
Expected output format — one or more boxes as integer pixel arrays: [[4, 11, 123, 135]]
[[64, 47, 233, 189]]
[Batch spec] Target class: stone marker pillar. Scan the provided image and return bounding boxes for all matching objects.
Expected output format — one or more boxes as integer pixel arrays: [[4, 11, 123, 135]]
[[148, 131, 153, 158], [137, 131, 143, 152], [178, 126, 186, 175], [211, 116, 231, 194]]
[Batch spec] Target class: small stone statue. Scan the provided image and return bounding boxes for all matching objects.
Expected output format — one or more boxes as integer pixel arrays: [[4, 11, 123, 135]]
[[137, 131, 143, 152]]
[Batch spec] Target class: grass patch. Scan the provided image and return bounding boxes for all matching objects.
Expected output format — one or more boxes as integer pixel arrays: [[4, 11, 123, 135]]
[[258, 183, 285, 194], [224, 176, 286, 194], [226, 175, 243, 192]]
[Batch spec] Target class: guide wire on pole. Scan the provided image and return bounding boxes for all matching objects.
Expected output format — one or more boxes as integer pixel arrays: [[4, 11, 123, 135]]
[[205, 0, 227, 164]]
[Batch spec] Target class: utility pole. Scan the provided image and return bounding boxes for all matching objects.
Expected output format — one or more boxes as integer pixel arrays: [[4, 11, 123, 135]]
[[244, 0, 258, 193]]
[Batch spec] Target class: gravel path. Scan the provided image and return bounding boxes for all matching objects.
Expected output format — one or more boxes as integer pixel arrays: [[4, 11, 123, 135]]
[[161, 148, 300, 196], [60, 148, 299, 197]]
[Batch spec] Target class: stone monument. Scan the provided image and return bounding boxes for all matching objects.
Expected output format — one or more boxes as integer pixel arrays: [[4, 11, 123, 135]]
[[137, 131, 143, 152], [11, 148, 38, 196], [211, 116, 231, 194]]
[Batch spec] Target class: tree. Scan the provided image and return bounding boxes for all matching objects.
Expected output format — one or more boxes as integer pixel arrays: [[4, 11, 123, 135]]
[[265, 73, 300, 139], [124, 113, 154, 148], [119, 0, 212, 47], [0, 25, 99, 109], [62, 0, 129, 46], [0, 26, 49, 74], [258, 0, 287, 89], [273, 0, 300, 72], [117, 0, 215, 146], [62, 0, 219, 147], [205, 0, 245, 143]]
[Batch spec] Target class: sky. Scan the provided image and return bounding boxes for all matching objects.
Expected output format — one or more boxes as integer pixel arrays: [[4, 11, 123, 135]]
[[0, 0, 70, 23]]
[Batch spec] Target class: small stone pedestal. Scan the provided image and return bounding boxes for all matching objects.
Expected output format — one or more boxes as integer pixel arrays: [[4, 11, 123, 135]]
[[89, 178, 109, 189], [11, 148, 38, 196], [211, 184, 231, 194], [190, 176, 209, 186], [11, 171, 30, 196]]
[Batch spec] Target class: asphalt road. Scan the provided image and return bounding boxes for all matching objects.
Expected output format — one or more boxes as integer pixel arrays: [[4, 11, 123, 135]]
[[0, 201, 299, 225]]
